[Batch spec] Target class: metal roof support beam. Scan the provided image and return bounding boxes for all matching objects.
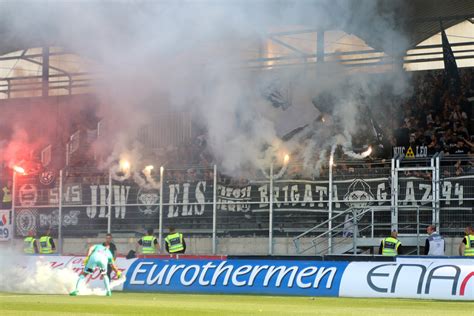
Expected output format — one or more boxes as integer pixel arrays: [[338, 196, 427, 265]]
[[42, 46, 49, 97], [268, 36, 309, 58], [316, 29, 324, 63]]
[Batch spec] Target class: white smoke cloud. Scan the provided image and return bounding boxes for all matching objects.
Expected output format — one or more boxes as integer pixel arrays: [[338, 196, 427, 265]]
[[0, 1, 412, 179], [0, 252, 124, 295]]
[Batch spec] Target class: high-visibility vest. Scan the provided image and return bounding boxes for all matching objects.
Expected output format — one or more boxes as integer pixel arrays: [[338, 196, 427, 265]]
[[141, 235, 157, 254], [2, 187, 11, 203], [39, 236, 53, 254], [165, 232, 184, 253], [382, 237, 401, 256], [464, 235, 474, 256], [24, 237, 36, 254]]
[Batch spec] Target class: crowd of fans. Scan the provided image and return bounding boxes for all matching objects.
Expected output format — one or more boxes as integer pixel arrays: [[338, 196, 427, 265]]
[[156, 68, 474, 181], [393, 68, 473, 155]]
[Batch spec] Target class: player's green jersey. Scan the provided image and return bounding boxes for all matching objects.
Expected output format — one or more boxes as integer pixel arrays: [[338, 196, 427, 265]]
[[90, 244, 114, 264]]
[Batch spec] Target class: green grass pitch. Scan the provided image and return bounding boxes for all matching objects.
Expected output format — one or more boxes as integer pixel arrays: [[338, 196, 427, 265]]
[[0, 292, 473, 316]]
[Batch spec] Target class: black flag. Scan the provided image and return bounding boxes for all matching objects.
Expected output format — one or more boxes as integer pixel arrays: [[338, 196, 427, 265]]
[[366, 107, 385, 148], [440, 22, 461, 94]]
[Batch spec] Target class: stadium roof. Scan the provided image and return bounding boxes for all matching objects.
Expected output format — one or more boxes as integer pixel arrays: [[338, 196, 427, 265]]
[[0, 0, 473, 57]]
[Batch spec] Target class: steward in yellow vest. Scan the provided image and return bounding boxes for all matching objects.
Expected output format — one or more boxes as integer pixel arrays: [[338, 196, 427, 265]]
[[39, 228, 56, 254], [459, 226, 474, 256], [165, 227, 186, 254], [138, 229, 159, 254], [24, 230, 38, 254], [379, 230, 402, 256]]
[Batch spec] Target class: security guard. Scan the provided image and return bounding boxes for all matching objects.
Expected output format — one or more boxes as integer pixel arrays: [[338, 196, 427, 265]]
[[459, 226, 474, 256], [23, 230, 38, 254], [2, 180, 12, 208], [424, 225, 445, 256], [39, 228, 56, 254], [137, 229, 159, 255], [165, 227, 186, 254], [379, 230, 402, 256]]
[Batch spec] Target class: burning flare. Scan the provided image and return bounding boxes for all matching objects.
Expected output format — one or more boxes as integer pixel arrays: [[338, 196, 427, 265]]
[[13, 165, 25, 175], [119, 159, 131, 172]]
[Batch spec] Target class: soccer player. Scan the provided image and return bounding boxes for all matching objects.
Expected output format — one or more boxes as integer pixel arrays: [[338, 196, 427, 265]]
[[70, 244, 122, 296]]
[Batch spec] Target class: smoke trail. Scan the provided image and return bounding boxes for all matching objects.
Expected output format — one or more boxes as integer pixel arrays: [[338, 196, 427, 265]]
[[0, 257, 77, 294], [0, 253, 124, 295]]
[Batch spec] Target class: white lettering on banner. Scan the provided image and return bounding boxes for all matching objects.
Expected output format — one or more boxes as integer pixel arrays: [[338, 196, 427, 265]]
[[129, 261, 339, 290], [165, 264, 185, 285], [248, 265, 269, 286], [315, 186, 327, 207], [199, 262, 216, 286], [274, 186, 281, 207], [339, 261, 474, 300], [281, 186, 289, 205], [442, 181, 452, 205], [168, 184, 179, 218], [258, 185, 268, 208], [147, 264, 168, 284], [39, 209, 79, 227], [377, 183, 387, 206], [181, 265, 201, 286], [296, 267, 318, 288], [167, 182, 208, 218], [290, 185, 299, 206], [231, 265, 253, 287], [86, 185, 130, 219], [195, 181, 206, 215], [113, 185, 130, 219], [211, 262, 232, 286], [182, 183, 190, 216], [455, 183, 464, 206], [393, 146, 428, 158], [302, 185, 314, 207], [419, 184, 432, 205], [130, 262, 153, 285], [264, 266, 298, 287], [403, 182, 416, 206], [49, 184, 82, 205]]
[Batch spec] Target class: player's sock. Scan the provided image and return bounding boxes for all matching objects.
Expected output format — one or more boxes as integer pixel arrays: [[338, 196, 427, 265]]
[[75, 274, 85, 292], [104, 275, 111, 293]]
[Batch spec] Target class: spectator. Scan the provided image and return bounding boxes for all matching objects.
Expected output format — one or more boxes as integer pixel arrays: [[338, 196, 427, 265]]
[[424, 225, 445, 256]]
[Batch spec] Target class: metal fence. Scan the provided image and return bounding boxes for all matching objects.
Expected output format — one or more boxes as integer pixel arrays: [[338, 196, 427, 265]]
[[5, 154, 474, 255]]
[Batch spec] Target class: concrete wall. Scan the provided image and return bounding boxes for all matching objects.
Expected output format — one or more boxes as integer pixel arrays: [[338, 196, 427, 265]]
[[3, 236, 466, 257]]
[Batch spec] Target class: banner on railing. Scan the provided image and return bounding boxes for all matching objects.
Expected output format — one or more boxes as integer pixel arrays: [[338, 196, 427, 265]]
[[12, 173, 474, 236]]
